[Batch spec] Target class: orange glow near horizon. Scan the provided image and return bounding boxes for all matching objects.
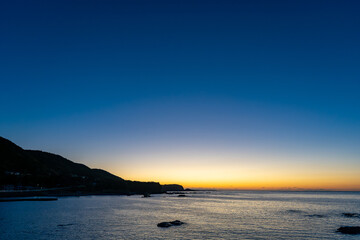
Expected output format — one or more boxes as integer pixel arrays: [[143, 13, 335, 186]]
[[97, 159, 360, 191], [87, 149, 360, 191], [117, 172, 360, 191]]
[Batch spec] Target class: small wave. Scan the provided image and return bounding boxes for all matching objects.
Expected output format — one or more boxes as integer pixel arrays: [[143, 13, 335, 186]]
[[57, 223, 75, 227], [286, 209, 304, 214], [306, 214, 325, 218], [342, 213, 360, 218]]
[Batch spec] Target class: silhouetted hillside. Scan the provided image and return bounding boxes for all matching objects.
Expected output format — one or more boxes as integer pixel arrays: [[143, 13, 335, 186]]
[[162, 184, 184, 191], [0, 137, 179, 196]]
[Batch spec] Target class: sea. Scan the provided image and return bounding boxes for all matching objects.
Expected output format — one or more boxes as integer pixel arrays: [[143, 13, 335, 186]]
[[1, 191, 360, 239]]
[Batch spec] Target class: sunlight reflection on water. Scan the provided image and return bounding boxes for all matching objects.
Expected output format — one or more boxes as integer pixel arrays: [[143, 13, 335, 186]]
[[1, 191, 360, 239]]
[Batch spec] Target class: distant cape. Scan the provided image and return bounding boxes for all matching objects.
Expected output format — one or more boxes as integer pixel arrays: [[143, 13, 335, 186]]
[[0, 136, 183, 196]]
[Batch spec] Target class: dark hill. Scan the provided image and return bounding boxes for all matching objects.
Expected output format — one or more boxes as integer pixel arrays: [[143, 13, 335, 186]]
[[162, 184, 184, 192], [0, 136, 179, 196]]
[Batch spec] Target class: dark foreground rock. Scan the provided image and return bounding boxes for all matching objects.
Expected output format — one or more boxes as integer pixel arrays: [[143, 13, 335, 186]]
[[157, 220, 185, 228], [337, 226, 360, 235]]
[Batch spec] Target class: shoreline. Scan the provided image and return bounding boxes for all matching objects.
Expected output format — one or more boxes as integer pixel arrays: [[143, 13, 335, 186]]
[[0, 197, 58, 202]]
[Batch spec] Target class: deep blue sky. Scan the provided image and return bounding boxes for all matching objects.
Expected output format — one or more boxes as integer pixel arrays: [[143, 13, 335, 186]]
[[1, 1, 359, 189]]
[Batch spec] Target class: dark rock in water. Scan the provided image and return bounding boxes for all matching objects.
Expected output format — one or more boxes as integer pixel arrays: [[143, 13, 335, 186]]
[[170, 220, 184, 226], [157, 220, 185, 228], [337, 226, 360, 234], [142, 193, 151, 198], [342, 213, 360, 218], [178, 194, 186, 197], [157, 222, 172, 228]]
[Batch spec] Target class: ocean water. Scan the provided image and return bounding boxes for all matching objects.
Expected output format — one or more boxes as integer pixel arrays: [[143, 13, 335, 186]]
[[1, 191, 360, 239]]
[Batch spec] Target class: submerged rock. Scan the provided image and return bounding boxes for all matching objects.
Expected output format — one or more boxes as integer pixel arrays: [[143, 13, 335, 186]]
[[157, 220, 185, 228], [142, 193, 151, 198], [342, 213, 360, 218], [177, 194, 186, 197], [337, 226, 360, 234]]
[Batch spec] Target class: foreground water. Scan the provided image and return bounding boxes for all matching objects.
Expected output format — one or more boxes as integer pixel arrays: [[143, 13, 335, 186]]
[[1, 191, 360, 239]]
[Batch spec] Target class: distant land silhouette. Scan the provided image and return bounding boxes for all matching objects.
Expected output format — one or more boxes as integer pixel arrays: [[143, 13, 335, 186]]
[[0, 136, 183, 197]]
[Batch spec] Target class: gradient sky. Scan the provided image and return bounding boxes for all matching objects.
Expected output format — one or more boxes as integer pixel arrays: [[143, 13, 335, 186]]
[[1, 1, 360, 190]]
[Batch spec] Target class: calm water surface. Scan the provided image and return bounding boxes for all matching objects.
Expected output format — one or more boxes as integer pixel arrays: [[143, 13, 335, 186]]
[[1, 191, 360, 239]]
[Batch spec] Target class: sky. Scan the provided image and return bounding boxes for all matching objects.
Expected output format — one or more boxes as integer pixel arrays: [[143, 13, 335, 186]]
[[1, 0, 360, 190]]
